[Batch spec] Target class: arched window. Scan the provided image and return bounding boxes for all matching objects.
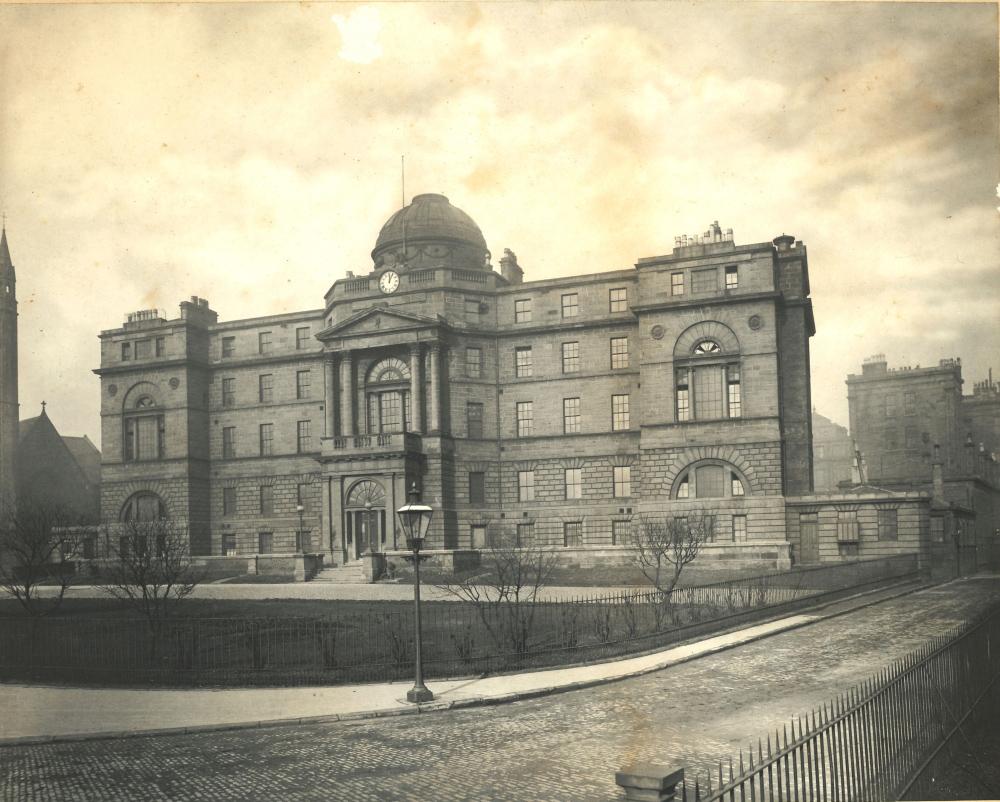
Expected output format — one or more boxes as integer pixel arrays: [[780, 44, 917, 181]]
[[673, 461, 748, 499], [120, 491, 167, 522], [674, 323, 742, 422], [365, 357, 411, 434], [123, 396, 165, 462], [346, 479, 386, 509]]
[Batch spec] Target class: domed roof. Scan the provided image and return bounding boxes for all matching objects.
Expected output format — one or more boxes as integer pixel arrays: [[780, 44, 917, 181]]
[[372, 194, 487, 259]]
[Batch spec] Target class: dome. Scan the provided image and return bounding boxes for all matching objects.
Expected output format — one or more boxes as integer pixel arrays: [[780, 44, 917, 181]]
[[371, 194, 488, 267]]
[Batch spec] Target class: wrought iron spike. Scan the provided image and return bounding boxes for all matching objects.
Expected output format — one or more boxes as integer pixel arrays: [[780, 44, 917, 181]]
[[729, 757, 734, 782], [767, 733, 772, 757]]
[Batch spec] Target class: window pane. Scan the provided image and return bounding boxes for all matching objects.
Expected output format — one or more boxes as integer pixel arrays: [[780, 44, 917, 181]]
[[692, 268, 718, 293], [561, 293, 579, 318], [563, 397, 581, 433], [466, 348, 482, 378], [515, 347, 533, 378], [469, 472, 486, 504], [725, 266, 738, 289], [296, 327, 310, 349], [565, 468, 582, 499], [695, 465, 724, 498], [563, 522, 582, 547], [610, 288, 628, 312], [731, 472, 746, 496], [732, 515, 747, 542], [518, 471, 535, 501], [612, 394, 630, 431], [562, 342, 580, 373], [610, 337, 629, 369], [379, 392, 403, 432], [613, 466, 631, 497], [515, 299, 532, 323], [671, 273, 684, 295], [297, 420, 311, 452], [612, 520, 629, 545], [694, 366, 724, 419], [727, 366, 742, 418], [296, 370, 311, 400], [516, 402, 533, 437], [259, 423, 273, 456], [467, 402, 484, 439], [222, 337, 235, 358], [258, 331, 272, 354]]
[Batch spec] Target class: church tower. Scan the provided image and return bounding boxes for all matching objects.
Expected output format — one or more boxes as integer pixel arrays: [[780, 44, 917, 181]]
[[0, 225, 18, 508]]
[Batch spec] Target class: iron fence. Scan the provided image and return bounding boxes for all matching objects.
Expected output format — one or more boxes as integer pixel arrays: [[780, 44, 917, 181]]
[[682, 601, 1000, 802], [0, 555, 918, 687]]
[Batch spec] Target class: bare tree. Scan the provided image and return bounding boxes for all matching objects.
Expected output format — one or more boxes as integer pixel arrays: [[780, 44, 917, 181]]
[[99, 516, 201, 658], [632, 512, 716, 628], [439, 523, 557, 658], [0, 499, 82, 617]]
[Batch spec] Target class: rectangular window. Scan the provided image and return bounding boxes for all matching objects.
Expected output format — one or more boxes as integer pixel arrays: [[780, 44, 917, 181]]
[[886, 395, 899, 418], [222, 533, 237, 556], [671, 272, 684, 296], [904, 392, 916, 415], [613, 465, 632, 498], [257, 531, 273, 554], [471, 525, 488, 549], [931, 517, 945, 543], [696, 464, 725, 498], [731, 472, 746, 496], [676, 370, 690, 422], [465, 347, 482, 378], [518, 470, 535, 502], [465, 298, 481, 320], [515, 346, 533, 378], [221, 377, 235, 407], [516, 522, 534, 547], [124, 416, 164, 462], [222, 336, 235, 358], [134, 339, 151, 359], [562, 342, 580, 373], [837, 510, 860, 542], [563, 397, 581, 434], [610, 337, 629, 369], [296, 370, 311, 400], [258, 331, 272, 355], [121, 342, 132, 361], [295, 326, 310, 350], [563, 521, 583, 547], [223, 486, 236, 516], [259, 423, 273, 456], [732, 515, 748, 542], [468, 472, 486, 505], [259, 485, 274, 516], [694, 366, 725, 419], [514, 298, 532, 323], [692, 268, 718, 294], [878, 509, 898, 541], [565, 468, 582, 500], [561, 293, 579, 318], [727, 366, 742, 418], [725, 265, 739, 290], [516, 401, 534, 437], [296, 420, 312, 453], [259, 374, 274, 403], [612, 394, 630, 431], [222, 426, 236, 459], [612, 520, 630, 545], [155, 337, 166, 357], [467, 402, 484, 439], [609, 287, 628, 312]]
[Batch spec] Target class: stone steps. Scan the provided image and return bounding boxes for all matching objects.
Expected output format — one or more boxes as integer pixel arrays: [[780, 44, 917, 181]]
[[310, 564, 368, 584]]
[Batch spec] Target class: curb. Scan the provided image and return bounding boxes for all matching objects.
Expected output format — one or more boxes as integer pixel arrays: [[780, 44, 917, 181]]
[[0, 579, 932, 747]]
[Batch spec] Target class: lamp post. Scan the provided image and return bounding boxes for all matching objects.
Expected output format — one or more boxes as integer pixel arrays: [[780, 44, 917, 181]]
[[396, 482, 434, 703], [296, 503, 305, 552]]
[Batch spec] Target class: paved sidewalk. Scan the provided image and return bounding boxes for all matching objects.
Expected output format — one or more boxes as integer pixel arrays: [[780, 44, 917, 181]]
[[0, 580, 927, 745]]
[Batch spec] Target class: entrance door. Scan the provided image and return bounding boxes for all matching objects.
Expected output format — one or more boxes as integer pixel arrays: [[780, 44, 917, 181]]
[[350, 510, 383, 560], [344, 479, 388, 563], [800, 513, 819, 563]]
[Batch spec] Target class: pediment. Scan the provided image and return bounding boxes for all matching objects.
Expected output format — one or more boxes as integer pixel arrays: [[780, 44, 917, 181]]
[[317, 306, 444, 341]]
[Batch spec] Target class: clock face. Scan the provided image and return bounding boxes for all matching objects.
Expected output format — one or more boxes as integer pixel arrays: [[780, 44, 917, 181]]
[[379, 270, 400, 294]]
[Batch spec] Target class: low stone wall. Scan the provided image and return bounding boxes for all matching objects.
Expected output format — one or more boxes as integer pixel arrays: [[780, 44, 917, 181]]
[[382, 549, 481, 577], [248, 553, 325, 581], [538, 541, 793, 571]]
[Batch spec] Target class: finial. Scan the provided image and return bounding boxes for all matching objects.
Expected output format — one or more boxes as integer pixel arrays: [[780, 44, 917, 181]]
[[41, 400, 46, 413]]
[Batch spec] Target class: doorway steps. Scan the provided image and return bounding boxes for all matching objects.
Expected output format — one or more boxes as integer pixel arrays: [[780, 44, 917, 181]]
[[310, 564, 368, 584]]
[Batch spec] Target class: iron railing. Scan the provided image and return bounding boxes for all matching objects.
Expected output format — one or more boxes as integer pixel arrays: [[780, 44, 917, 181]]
[[0, 555, 918, 688], [682, 601, 1000, 802]]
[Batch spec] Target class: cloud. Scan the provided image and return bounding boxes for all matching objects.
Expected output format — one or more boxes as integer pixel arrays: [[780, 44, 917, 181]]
[[331, 6, 383, 65]]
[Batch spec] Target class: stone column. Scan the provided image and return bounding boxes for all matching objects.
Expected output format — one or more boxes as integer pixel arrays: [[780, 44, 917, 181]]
[[409, 343, 423, 434], [340, 351, 354, 437], [428, 344, 441, 433], [324, 356, 337, 437]]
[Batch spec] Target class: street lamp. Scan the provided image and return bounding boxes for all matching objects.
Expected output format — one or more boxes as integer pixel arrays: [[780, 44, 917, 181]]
[[296, 503, 306, 552], [396, 482, 434, 703]]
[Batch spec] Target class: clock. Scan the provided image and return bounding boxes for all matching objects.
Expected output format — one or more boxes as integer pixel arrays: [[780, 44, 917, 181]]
[[379, 270, 400, 294]]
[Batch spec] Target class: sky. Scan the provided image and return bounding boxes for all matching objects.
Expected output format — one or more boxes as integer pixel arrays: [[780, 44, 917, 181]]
[[0, 1, 997, 447]]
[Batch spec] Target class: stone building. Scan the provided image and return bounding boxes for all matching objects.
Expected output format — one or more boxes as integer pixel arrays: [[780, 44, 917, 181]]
[[811, 410, 854, 491], [847, 355, 999, 570], [96, 195, 816, 569], [0, 227, 18, 509]]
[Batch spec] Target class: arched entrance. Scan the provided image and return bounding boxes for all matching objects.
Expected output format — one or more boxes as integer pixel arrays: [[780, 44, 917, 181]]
[[344, 479, 387, 561]]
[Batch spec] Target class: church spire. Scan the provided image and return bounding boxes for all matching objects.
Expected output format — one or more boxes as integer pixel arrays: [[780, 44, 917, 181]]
[[0, 222, 14, 280]]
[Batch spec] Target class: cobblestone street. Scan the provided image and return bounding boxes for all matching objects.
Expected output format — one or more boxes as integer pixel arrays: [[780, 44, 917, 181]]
[[3, 578, 998, 802]]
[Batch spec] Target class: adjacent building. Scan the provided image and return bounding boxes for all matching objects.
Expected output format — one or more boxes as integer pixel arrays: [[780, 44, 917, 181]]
[[847, 355, 1000, 571], [96, 195, 816, 568], [811, 410, 854, 491]]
